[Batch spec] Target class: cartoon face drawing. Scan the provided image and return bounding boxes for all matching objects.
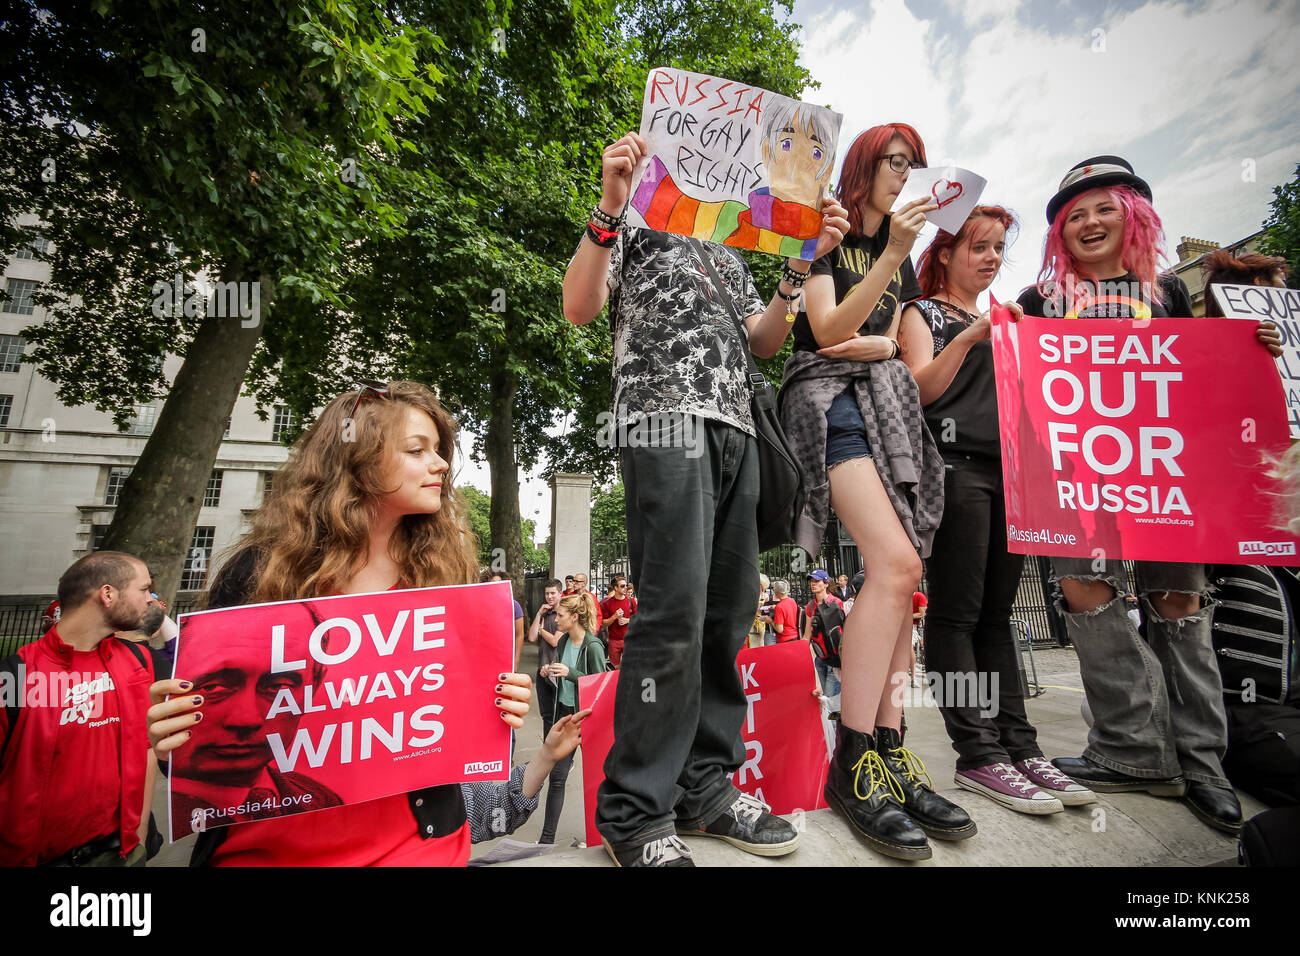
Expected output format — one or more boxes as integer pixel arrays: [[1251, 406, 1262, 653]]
[[761, 102, 837, 208]]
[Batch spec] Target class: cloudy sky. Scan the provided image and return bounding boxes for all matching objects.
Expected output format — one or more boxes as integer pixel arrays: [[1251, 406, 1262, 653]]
[[792, 0, 1300, 297], [472, 0, 1300, 544]]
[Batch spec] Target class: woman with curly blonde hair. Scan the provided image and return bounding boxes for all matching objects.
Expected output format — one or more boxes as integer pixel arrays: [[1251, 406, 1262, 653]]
[[146, 381, 533, 866]]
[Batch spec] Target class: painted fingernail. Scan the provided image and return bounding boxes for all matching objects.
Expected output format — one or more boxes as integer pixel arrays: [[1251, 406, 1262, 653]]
[[494, 697, 502, 706], [498, 673, 507, 680], [186, 730, 193, 738], [179, 681, 192, 690], [494, 684, 502, 692], [500, 712, 509, 721], [194, 713, 203, 722], [192, 696, 202, 705]]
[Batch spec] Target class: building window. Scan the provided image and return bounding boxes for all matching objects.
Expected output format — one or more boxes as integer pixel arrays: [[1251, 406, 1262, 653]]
[[91, 524, 110, 551], [105, 467, 131, 506], [262, 471, 274, 500], [203, 469, 223, 508], [181, 526, 215, 590], [0, 334, 25, 373], [223, 416, 231, 440], [128, 403, 157, 435], [2, 279, 39, 315], [0, 394, 11, 427], [272, 405, 296, 443], [13, 236, 50, 260]]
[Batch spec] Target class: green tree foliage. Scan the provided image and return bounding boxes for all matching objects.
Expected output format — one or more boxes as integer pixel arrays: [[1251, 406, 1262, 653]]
[[520, 518, 550, 573], [0, 0, 460, 600], [1261, 164, 1300, 281], [590, 481, 626, 541], [459, 485, 494, 567], [461, 484, 548, 572], [1, 0, 811, 600]]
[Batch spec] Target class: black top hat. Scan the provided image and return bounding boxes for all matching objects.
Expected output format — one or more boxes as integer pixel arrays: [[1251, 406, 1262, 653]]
[[1045, 155, 1152, 224]]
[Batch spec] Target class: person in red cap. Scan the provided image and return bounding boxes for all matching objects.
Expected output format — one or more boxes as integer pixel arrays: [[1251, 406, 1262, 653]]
[[0, 551, 163, 866]]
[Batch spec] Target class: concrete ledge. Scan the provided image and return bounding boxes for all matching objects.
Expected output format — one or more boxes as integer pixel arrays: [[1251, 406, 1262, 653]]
[[498, 784, 1259, 867]]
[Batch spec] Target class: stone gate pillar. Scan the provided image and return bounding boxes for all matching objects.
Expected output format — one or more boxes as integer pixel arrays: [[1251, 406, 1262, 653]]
[[549, 473, 593, 582]]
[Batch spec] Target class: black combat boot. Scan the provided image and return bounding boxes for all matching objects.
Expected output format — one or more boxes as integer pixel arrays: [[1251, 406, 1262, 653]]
[[825, 721, 931, 861], [876, 726, 977, 841]]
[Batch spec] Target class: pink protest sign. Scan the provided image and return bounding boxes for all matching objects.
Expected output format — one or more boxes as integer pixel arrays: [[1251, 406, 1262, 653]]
[[577, 670, 619, 848], [991, 310, 1299, 563], [167, 581, 513, 840], [577, 643, 826, 847], [730, 642, 829, 813]]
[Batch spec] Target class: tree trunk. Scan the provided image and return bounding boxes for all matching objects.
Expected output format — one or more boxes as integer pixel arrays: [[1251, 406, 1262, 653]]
[[103, 274, 271, 605], [485, 363, 523, 603]]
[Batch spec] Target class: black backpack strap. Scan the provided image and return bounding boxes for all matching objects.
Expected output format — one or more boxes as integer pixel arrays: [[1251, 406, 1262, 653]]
[[118, 638, 148, 669], [1, 653, 22, 760]]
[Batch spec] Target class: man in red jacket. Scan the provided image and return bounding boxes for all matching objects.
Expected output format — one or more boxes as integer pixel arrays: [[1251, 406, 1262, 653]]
[[0, 551, 163, 866]]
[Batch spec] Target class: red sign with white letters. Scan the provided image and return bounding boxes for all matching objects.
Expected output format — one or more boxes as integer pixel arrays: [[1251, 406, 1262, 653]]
[[577, 642, 827, 847], [991, 310, 1300, 563], [167, 582, 513, 840]]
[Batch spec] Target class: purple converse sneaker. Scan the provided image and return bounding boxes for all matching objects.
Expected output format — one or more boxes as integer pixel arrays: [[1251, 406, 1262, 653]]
[[1015, 757, 1098, 806], [954, 763, 1064, 815]]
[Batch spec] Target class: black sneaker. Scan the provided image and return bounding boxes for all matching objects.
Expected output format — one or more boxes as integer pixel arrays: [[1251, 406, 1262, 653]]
[[601, 834, 695, 867], [676, 792, 799, 857]]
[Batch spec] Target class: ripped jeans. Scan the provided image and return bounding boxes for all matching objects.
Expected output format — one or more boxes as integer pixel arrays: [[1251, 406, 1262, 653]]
[[1050, 557, 1229, 787]]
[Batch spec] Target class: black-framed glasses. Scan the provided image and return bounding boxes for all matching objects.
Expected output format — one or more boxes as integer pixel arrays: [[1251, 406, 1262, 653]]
[[881, 153, 924, 174], [346, 379, 390, 420]]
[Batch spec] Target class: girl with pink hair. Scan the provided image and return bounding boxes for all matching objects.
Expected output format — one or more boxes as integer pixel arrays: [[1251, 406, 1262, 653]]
[[1015, 156, 1280, 836]]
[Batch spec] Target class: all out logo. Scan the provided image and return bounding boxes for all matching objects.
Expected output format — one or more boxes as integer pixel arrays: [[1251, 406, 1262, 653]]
[[1239, 541, 1297, 557], [464, 760, 503, 774]]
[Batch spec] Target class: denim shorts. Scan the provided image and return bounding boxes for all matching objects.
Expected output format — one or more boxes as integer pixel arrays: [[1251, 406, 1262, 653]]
[[825, 389, 872, 469]]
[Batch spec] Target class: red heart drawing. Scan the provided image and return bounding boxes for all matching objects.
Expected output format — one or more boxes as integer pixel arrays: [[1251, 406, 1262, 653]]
[[931, 180, 964, 209]]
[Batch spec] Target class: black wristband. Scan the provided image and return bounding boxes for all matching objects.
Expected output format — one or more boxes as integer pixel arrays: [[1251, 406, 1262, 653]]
[[585, 221, 618, 248], [591, 205, 625, 230]]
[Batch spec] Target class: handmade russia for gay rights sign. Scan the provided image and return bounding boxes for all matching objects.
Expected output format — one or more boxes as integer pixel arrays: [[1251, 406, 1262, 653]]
[[991, 309, 1300, 564], [628, 66, 842, 260], [576, 642, 827, 847], [167, 581, 513, 840], [1210, 282, 1300, 439]]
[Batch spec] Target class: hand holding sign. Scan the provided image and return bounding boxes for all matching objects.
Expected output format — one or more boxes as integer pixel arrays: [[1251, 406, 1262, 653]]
[[808, 196, 851, 263], [892, 165, 987, 235], [889, 196, 939, 256], [601, 132, 648, 216]]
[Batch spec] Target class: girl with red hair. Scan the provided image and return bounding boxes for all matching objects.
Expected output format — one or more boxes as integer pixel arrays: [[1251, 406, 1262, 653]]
[[779, 123, 973, 860], [898, 206, 1093, 816], [1014, 156, 1279, 836]]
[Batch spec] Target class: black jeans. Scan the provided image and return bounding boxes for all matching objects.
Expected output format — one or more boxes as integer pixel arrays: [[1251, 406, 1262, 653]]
[[924, 455, 1042, 770], [539, 698, 573, 844], [596, 417, 759, 848]]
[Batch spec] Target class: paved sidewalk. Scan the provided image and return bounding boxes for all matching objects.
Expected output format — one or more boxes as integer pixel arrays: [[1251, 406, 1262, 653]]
[[479, 642, 1259, 867]]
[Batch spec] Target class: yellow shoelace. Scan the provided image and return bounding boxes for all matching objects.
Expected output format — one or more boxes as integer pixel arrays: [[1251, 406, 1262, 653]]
[[888, 744, 934, 790], [851, 748, 905, 803]]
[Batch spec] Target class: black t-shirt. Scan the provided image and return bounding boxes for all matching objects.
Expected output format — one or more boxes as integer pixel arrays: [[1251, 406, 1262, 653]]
[[912, 298, 1001, 462], [1016, 271, 1193, 319], [792, 216, 922, 353]]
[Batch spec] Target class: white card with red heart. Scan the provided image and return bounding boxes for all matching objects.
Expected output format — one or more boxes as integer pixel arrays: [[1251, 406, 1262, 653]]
[[891, 165, 987, 235]]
